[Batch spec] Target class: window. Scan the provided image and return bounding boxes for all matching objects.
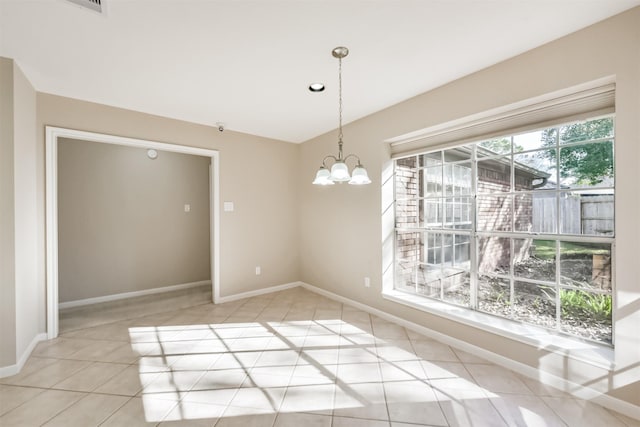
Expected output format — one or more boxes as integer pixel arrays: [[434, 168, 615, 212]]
[[394, 116, 614, 344]]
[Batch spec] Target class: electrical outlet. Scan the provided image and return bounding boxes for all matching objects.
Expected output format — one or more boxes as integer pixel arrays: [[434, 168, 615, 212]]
[[184, 204, 191, 212], [364, 277, 371, 288], [255, 266, 261, 275]]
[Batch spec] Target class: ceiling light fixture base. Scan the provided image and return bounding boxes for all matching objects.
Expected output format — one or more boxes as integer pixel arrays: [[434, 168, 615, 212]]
[[331, 46, 349, 59]]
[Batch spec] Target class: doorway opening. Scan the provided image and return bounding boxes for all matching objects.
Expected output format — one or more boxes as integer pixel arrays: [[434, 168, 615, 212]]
[[45, 126, 220, 339]]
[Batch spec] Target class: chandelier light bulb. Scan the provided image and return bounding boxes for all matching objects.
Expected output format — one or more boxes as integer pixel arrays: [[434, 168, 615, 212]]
[[330, 161, 351, 182], [349, 165, 371, 185], [312, 166, 335, 185]]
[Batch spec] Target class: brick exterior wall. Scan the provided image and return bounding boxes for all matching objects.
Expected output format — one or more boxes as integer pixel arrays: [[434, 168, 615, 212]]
[[396, 156, 536, 284], [476, 163, 534, 273], [395, 157, 421, 286]]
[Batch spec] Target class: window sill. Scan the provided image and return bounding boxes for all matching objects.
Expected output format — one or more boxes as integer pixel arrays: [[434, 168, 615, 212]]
[[382, 289, 615, 371]]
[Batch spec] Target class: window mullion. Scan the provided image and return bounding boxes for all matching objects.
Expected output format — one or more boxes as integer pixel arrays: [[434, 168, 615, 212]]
[[555, 239, 561, 331], [554, 127, 562, 332], [470, 145, 478, 310]]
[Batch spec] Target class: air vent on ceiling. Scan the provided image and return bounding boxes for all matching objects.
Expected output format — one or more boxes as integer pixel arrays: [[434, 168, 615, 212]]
[[65, 0, 103, 14]]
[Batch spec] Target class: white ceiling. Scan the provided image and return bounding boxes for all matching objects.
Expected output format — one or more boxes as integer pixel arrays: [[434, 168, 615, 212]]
[[1, 0, 638, 143]]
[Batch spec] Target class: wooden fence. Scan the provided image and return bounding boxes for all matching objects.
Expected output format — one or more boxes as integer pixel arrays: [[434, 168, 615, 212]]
[[532, 193, 613, 236]]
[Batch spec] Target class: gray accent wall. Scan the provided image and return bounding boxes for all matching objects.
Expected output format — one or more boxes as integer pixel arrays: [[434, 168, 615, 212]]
[[57, 139, 211, 303]]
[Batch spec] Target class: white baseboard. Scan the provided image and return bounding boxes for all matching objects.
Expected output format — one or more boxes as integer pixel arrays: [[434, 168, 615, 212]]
[[299, 282, 640, 421], [216, 281, 301, 304], [59, 280, 211, 310], [0, 332, 47, 378]]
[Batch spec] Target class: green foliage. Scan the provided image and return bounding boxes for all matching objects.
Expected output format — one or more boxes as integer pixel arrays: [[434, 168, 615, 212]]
[[532, 240, 610, 260], [541, 118, 614, 185], [478, 137, 523, 155], [559, 289, 612, 321], [478, 138, 512, 154], [540, 287, 611, 321]]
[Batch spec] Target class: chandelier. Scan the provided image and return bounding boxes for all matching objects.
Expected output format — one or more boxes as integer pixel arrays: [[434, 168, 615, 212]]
[[312, 47, 371, 186]]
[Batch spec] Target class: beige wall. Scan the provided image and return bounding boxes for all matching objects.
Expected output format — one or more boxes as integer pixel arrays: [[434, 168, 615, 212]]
[[0, 58, 17, 367], [0, 58, 39, 368], [57, 139, 211, 302], [38, 94, 300, 300], [300, 8, 640, 407], [13, 60, 39, 360]]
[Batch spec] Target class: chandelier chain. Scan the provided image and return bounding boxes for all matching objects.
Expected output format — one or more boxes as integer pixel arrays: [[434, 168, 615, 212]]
[[338, 55, 343, 144]]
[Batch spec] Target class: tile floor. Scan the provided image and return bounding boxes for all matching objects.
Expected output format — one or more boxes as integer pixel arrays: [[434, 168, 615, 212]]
[[0, 286, 637, 427]]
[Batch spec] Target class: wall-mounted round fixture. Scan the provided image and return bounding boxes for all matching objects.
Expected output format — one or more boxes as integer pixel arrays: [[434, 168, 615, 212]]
[[308, 82, 325, 92], [147, 149, 158, 160]]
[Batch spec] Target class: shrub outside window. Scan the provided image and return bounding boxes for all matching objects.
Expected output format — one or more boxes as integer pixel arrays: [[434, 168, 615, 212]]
[[394, 116, 614, 344]]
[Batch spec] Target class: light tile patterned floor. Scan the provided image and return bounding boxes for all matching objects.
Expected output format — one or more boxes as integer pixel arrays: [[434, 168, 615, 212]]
[[0, 286, 637, 426]]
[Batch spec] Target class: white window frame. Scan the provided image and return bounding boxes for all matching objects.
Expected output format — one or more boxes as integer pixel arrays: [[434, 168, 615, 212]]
[[390, 115, 615, 349]]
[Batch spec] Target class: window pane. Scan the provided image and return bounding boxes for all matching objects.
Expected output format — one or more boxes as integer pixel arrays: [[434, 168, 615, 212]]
[[444, 197, 472, 230], [421, 198, 442, 228], [395, 173, 415, 200], [513, 149, 557, 190], [528, 192, 558, 234], [453, 234, 471, 266], [580, 194, 614, 236], [559, 242, 612, 291], [396, 231, 420, 260], [415, 264, 441, 298], [477, 137, 511, 155], [512, 282, 556, 329], [455, 163, 472, 195], [395, 199, 419, 228], [514, 193, 534, 233], [444, 164, 455, 196], [419, 152, 442, 167], [444, 146, 472, 162], [559, 141, 613, 190], [396, 156, 417, 168], [395, 258, 418, 293], [559, 192, 614, 236], [425, 232, 442, 265], [478, 237, 510, 276], [477, 195, 512, 232], [422, 166, 443, 197], [559, 117, 614, 144], [395, 231, 420, 292], [395, 157, 418, 199], [558, 192, 581, 235], [513, 239, 556, 282], [513, 129, 552, 152], [478, 276, 511, 317], [477, 157, 512, 192], [442, 234, 453, 267], [559, 289, 612, 344], [443, 272, 470, 307]]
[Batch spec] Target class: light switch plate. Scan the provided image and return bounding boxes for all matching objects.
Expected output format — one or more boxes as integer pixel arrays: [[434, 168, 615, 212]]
[[223, 201, 234, 212]]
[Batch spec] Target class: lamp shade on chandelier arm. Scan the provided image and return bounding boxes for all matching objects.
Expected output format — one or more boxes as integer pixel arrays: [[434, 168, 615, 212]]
[[311, 46, 371, 186], [312, 166, 335, 185], [349, 164, 371, 185]]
